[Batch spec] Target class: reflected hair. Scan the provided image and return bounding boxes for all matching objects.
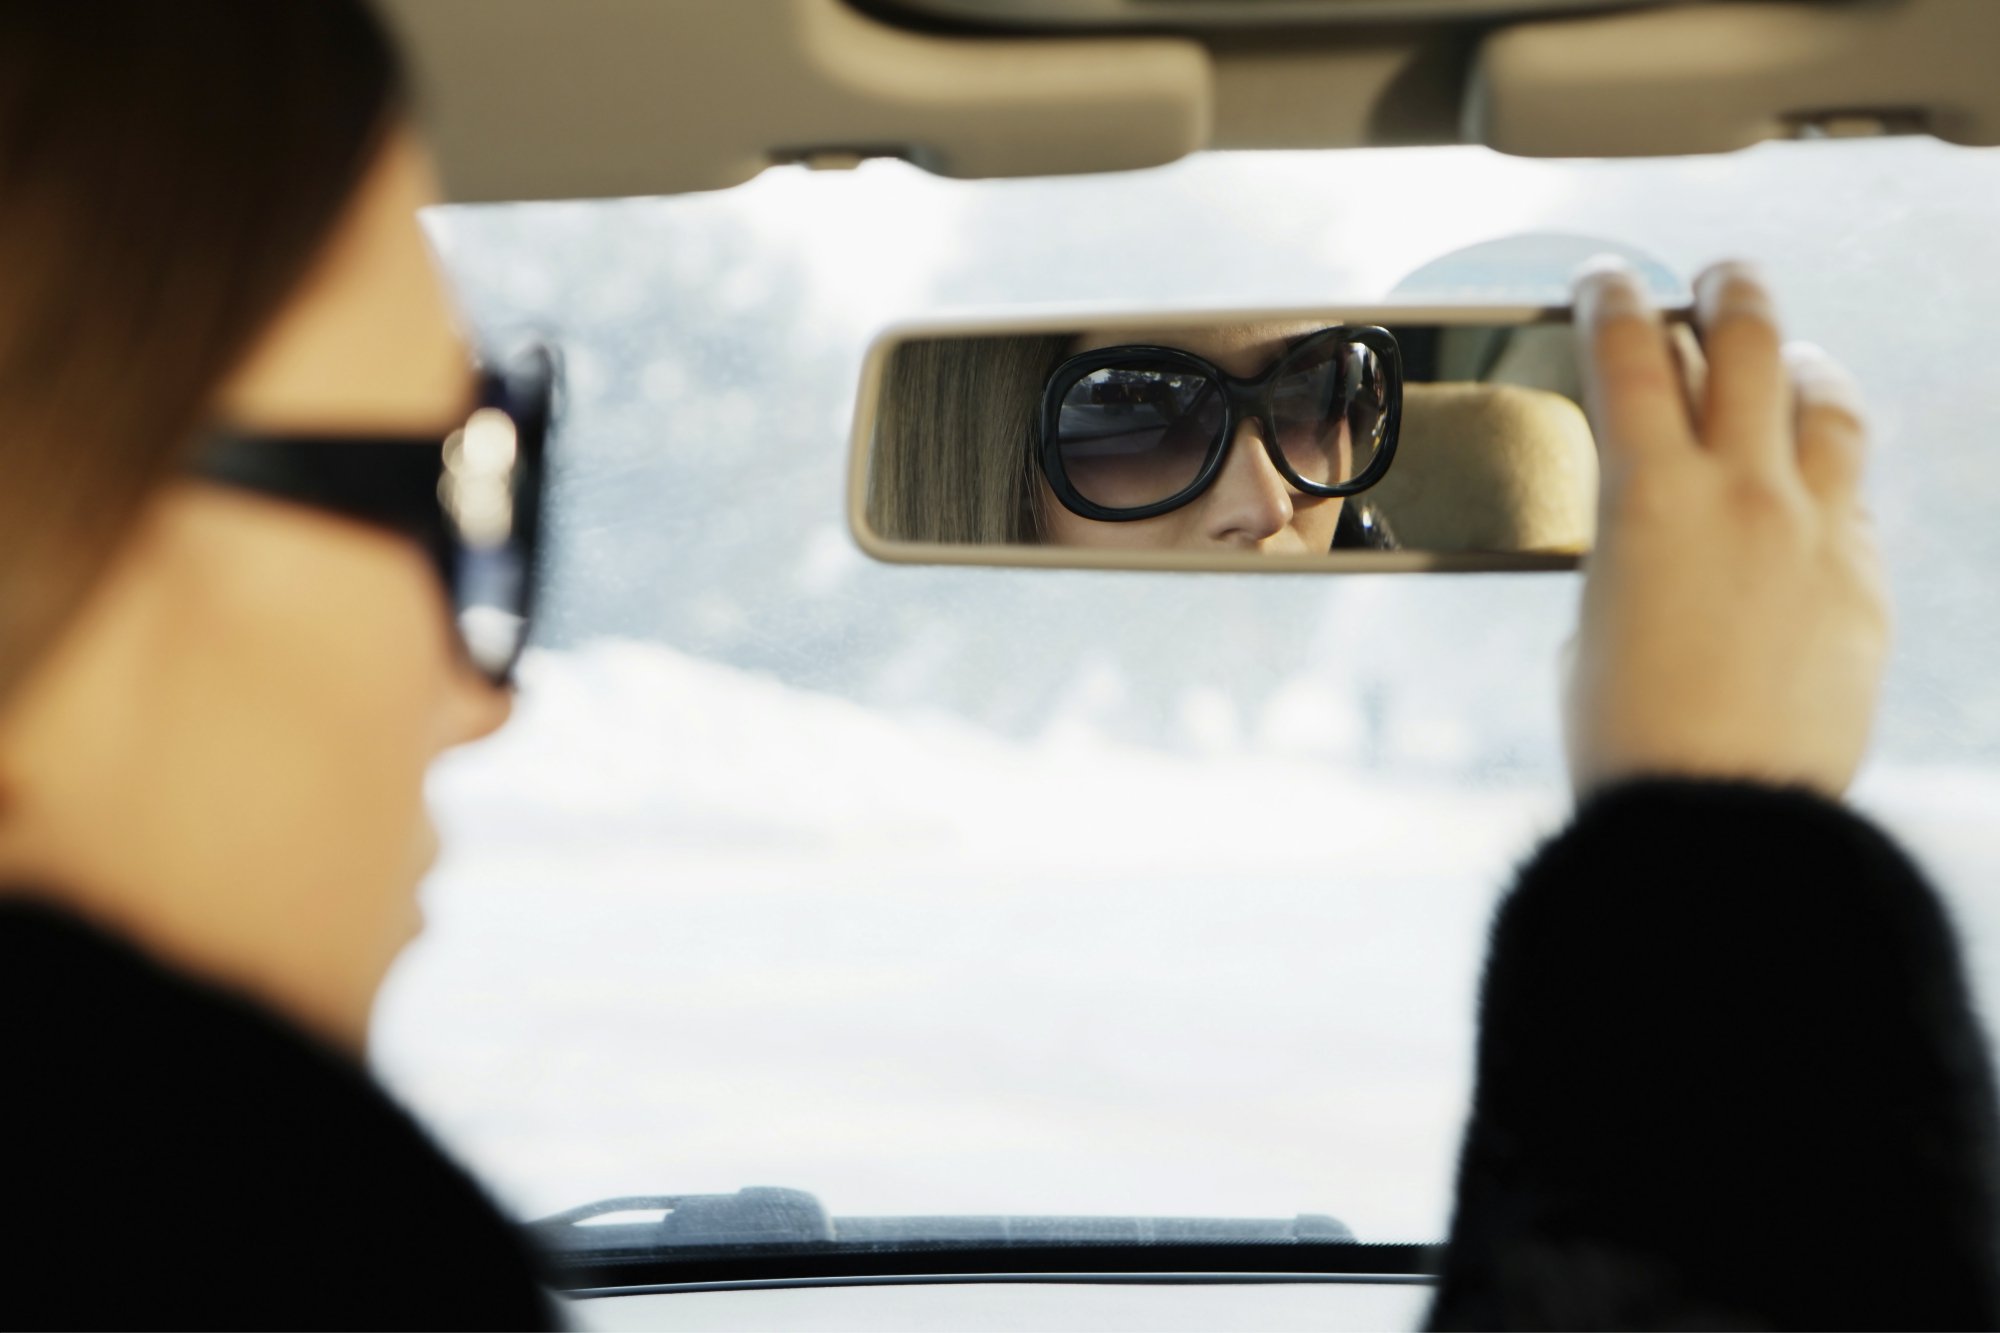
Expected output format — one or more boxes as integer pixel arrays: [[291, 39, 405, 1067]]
[[0, 1, 404, 708], [869, 335, 1071, 545]]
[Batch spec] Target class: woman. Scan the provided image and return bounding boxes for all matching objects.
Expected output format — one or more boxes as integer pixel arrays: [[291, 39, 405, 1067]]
[[0, 3, 553, 1326], [868, 320, 1399, 551]]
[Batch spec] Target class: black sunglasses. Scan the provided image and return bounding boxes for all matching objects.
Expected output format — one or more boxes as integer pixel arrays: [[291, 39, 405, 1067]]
[[188, 344, 555, 687], [1038, 325, 1402, 522]]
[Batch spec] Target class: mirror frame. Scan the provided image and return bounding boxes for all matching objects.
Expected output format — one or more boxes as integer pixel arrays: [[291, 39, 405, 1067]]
[[846, 301, 1649, 574]]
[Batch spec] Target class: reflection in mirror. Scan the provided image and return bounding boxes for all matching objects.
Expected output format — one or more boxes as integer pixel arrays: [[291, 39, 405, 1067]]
[[859, 313, 1608, 569]]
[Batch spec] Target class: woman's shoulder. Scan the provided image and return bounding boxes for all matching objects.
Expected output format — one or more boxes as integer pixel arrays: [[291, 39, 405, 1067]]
[[1, 894, 376, 1102], [0, 896, 559, 1330]]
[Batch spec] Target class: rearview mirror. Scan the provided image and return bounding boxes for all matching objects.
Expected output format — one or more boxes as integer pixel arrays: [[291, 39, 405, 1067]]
[[848, 305, 1687, 573]]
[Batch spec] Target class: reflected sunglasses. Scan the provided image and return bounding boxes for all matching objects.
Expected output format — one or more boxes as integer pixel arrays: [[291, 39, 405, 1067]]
[[1037, 325, 1401, 522], [188, 344, 555, 687]]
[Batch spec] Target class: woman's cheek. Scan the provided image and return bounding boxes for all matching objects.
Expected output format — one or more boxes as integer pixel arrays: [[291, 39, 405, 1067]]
[[195, 497, 452, 901], [1299, 497, 1344, 552]]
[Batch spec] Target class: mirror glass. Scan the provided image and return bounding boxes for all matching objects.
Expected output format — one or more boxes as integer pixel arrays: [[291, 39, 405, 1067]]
[[854, 309, 1617, 571]]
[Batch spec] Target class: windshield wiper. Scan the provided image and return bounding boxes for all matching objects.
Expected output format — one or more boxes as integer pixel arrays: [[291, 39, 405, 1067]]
[[529, 1188, 1439, 1293]]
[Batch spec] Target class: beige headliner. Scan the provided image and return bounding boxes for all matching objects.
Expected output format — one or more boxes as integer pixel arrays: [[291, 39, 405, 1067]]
[[375, 0, 2000, 204]]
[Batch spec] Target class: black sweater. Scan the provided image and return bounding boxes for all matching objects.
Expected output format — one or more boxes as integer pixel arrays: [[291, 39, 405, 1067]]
[[0, 899, 558, 1331], [1429, 780, 2000, 1329]]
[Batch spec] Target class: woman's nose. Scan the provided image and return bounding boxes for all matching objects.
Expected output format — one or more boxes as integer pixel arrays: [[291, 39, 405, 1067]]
[[1200, 422, 1295, 545]]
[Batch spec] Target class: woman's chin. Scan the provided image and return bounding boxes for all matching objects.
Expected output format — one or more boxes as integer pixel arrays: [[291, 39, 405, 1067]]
[[402, 817, 442, 937], [413, 812, 442, 877]]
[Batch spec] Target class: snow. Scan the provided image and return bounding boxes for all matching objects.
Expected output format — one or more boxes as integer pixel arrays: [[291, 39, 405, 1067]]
[[374, 641, 2000, 1241]]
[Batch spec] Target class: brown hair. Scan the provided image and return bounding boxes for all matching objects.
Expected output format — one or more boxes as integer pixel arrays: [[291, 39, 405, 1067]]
[[866, 334, 1071, 545], [0, 1, 405, 706]]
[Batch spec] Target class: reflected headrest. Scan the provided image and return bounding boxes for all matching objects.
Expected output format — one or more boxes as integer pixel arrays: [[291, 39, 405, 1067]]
[[1369, 382, 1598, 555]]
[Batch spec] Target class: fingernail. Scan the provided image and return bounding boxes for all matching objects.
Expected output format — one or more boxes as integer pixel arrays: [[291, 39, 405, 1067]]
[[1784, 340, 1866, 414], [1573, 256, 1644, 322], [1695, 261, 1766, 322], [1572, 253, 1633, 282]]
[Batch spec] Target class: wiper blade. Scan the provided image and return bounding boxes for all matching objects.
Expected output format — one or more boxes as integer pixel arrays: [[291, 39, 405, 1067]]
[[529, 1188, 1439, 1293], [535, 1187, 1353, 1252]]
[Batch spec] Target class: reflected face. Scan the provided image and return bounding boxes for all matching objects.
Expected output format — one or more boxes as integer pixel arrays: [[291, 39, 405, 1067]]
[[1042, 322, 1347, 553], [0, 128, 511, 1051]]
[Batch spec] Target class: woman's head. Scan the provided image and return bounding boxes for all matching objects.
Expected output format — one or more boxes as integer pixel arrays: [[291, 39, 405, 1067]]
[[0, 2, 513, 1051], [1043, 321, 1395, 553], [870, 320, 1395, 553]]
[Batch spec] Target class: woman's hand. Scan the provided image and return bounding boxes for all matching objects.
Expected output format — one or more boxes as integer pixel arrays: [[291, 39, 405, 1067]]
[[1563, 259, 1889, 798]]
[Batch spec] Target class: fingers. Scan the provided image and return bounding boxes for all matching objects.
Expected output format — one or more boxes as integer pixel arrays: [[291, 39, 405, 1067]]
[[1787, 341, 1870, 509], [1572, 258, 1694, 474], [1694, 263, 1793, 475], [1666, 321, 1708, 430], [1575, 256, 1867, 517]]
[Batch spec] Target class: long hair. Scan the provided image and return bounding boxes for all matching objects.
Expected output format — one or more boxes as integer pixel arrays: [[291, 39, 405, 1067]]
[[867, 334, 1070, 545], [0, 1, 405, 706]]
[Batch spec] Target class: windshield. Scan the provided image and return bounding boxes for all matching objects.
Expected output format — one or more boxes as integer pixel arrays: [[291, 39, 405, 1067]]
[[372, 139, 2000, 1250]]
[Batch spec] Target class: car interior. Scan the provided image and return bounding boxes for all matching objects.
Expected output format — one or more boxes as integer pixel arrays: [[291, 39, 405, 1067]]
[[358, 1, 2000, 1328]]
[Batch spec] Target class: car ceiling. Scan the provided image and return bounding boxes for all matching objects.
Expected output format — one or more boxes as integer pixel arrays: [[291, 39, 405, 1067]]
[[373, 0, 2000, 203]]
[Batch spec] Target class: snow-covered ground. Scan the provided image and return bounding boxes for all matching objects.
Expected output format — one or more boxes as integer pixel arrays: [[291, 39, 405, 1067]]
[[373, 642, 2000, 1243], [373, 641, 1537, 1240]]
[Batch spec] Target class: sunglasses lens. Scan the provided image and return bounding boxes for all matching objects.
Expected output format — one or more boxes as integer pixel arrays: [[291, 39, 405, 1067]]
[[1055, 366, 1224, 511], [457, 550, 530, 679], [1270, 338, 1389, 489], [444, 353, 550, 683]]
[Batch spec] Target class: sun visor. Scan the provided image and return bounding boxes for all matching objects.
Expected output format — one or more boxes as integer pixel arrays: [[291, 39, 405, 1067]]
[[377, 0, 1211, 202], [1469, 0, 2000, 156]]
